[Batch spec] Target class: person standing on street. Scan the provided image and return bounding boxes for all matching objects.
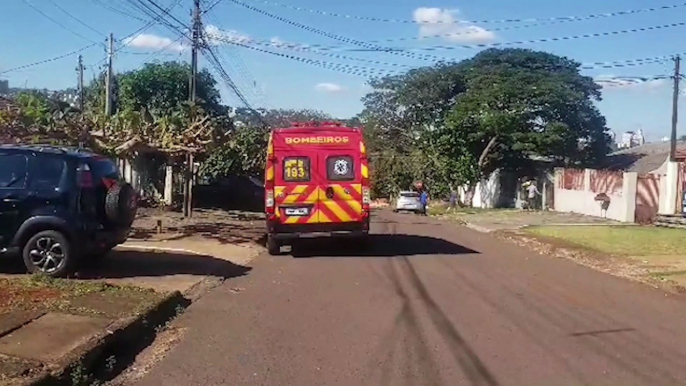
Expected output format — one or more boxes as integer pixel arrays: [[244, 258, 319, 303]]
[[525, 179, 541, 211], [420, 189, 429, 216], [448, 188, 458, 212]]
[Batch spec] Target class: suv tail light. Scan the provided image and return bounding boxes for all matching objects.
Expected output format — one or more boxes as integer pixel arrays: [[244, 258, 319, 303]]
[[77, 164, 94, 188]]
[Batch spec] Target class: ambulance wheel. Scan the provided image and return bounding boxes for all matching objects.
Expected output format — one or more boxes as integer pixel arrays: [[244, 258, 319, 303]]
[[267, 236, 281, 256]]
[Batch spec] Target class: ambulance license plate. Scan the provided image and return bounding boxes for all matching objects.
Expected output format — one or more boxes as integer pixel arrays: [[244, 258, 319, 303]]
[[285, 207, 309, 216]]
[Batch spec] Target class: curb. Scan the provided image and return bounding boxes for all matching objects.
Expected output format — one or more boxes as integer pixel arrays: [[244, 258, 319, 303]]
[[463, 222, 494, 233], [116, 243, 209, 256], [26, 291, 190, 386]]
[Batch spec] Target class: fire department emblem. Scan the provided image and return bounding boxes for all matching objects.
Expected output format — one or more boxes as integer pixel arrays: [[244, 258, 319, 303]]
[[333, 159, 349, 176]]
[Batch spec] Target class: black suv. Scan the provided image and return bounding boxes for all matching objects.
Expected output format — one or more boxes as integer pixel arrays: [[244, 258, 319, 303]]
[[0, 144, 138, 277]]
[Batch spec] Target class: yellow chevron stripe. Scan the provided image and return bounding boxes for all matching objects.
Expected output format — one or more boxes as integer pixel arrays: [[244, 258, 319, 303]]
[[284, 215, 300, 224], [266, 165, 274, 181], [317, 210, 333, 224], [352, 184, 362, 194], [360, 141, 366, 154], [267, 134, 274, 156], [318, 209, 333, 223], [323, 201, 352, 222], [282, 185, 308, 204], [304, 186, 319, 202], [361, 164, 369, 178], [346, 199, 363, 215], [306, 209, 321, 224], [332, 185, 354, 201]]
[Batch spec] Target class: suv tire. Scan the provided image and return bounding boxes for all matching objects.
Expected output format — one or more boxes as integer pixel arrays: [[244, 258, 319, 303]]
[[105, 183, 138, 227], [22, 230, 75, 278]]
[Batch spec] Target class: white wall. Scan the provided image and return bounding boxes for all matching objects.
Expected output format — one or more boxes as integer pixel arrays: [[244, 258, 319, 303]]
[[458, 170, 501, 209], [659, 161, 679, 215], [553, 168, 637, 222]]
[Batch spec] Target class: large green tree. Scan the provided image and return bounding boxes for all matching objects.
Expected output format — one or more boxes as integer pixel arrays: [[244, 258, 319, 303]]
[[84, 62, 222, 117], [359, 48, 611, 200], [360, 63, 467, 197], [440, 48, 610, 191]]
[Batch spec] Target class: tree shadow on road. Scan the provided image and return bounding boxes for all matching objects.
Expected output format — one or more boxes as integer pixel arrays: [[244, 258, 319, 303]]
[[76, 250, 252, 280], [291, 234, 479, 258]]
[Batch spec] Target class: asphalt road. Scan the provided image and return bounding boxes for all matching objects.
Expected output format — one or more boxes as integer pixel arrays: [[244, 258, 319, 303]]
[[130, 211, 686, 386]]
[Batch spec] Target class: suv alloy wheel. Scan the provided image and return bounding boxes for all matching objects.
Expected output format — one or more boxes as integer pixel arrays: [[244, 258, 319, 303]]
[[22, 230, 74, 278]]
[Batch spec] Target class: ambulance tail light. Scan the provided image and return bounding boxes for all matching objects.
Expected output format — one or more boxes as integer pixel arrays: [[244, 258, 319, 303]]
[[266, 190, 275, 213], [362, 186, 371, 214]]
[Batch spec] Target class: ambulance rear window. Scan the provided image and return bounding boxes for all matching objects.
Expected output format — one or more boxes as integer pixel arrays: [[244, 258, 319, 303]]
[[327, 156, 355, 181], [283, 157, 311, 182]]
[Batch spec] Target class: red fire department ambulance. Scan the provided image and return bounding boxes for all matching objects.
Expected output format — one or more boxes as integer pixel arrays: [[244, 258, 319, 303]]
[[264, 122, 371, 254]]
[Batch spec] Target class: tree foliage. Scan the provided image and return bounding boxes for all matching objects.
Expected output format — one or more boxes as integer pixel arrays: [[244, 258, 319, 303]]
[[84, 62, 222, 118], [360, 48, 611, 200], [199, 108, 334, 180]]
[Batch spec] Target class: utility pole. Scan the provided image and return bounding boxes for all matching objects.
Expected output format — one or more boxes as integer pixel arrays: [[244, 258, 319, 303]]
[[76, 55, 84, 112], [670, 55, 681, 162], [105, 33, 114, 118], [184, 0, 201, 218], [189, 0, 200, 104]]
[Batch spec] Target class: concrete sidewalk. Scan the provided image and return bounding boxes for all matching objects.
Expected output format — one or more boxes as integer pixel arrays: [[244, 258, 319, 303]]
[[0, 235, 262, 385]]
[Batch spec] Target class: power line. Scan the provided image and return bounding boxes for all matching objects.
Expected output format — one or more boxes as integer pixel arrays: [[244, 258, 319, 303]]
[[119, 0, 184, 42], [209, 34, 415, 70], [343, 20, 686, 53], [228, 41, 403, 77], [240, 0, 686, 25], [89, 0, 148, 21], [202, 0, 224, 15], [202, 41, 257, 109], [0, 44, 100, 75], [228, 0, 445, 63], [206, 24, 677, 72], [46, 0, 105, 37], [21, 0, 102, 44], [204, 8, 270, 108]]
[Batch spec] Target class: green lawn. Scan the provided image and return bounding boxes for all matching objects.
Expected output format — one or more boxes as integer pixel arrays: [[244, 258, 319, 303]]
[[527, 226, 684, 256]]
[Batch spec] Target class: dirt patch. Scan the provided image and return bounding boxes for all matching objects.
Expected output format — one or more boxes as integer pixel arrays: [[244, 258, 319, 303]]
[[0, 354, 44, 386], [497, 230, 686, 294], [131, 208, 265, 246], [0, 276, 164, 318], [0, 279, 64, 315]]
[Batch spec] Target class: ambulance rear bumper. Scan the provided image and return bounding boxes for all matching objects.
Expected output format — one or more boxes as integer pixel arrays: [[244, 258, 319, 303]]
[[268, 220, 369, 240]]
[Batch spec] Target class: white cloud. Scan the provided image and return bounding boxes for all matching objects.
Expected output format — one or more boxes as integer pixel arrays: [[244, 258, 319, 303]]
[[595, 75, 668, 92], [269, 36, 286, 48], [315, 83, 345, 93], [204, 25, 251, 45], [122, 33, 188, 52], [413, 8, 496, 44]]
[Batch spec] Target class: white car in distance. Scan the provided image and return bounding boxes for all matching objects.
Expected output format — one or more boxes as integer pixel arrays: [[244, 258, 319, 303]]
[[394, 191, 422, 214]]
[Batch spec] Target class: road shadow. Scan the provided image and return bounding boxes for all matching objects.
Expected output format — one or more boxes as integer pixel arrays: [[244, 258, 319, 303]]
[[291, 234, 479, 258], [75, 250, 252, 280]]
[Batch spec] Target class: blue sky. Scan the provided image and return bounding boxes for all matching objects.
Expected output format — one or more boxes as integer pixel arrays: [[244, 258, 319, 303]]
[[0, 0, 684, 141]]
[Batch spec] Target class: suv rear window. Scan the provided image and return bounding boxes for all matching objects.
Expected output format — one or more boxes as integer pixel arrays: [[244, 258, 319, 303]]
[[326, 156, 355, 181], [30, 156, 66, 190], [89, 157, 120, 180], [283, 157, 310, 182], [0, 154, 28, 189]]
